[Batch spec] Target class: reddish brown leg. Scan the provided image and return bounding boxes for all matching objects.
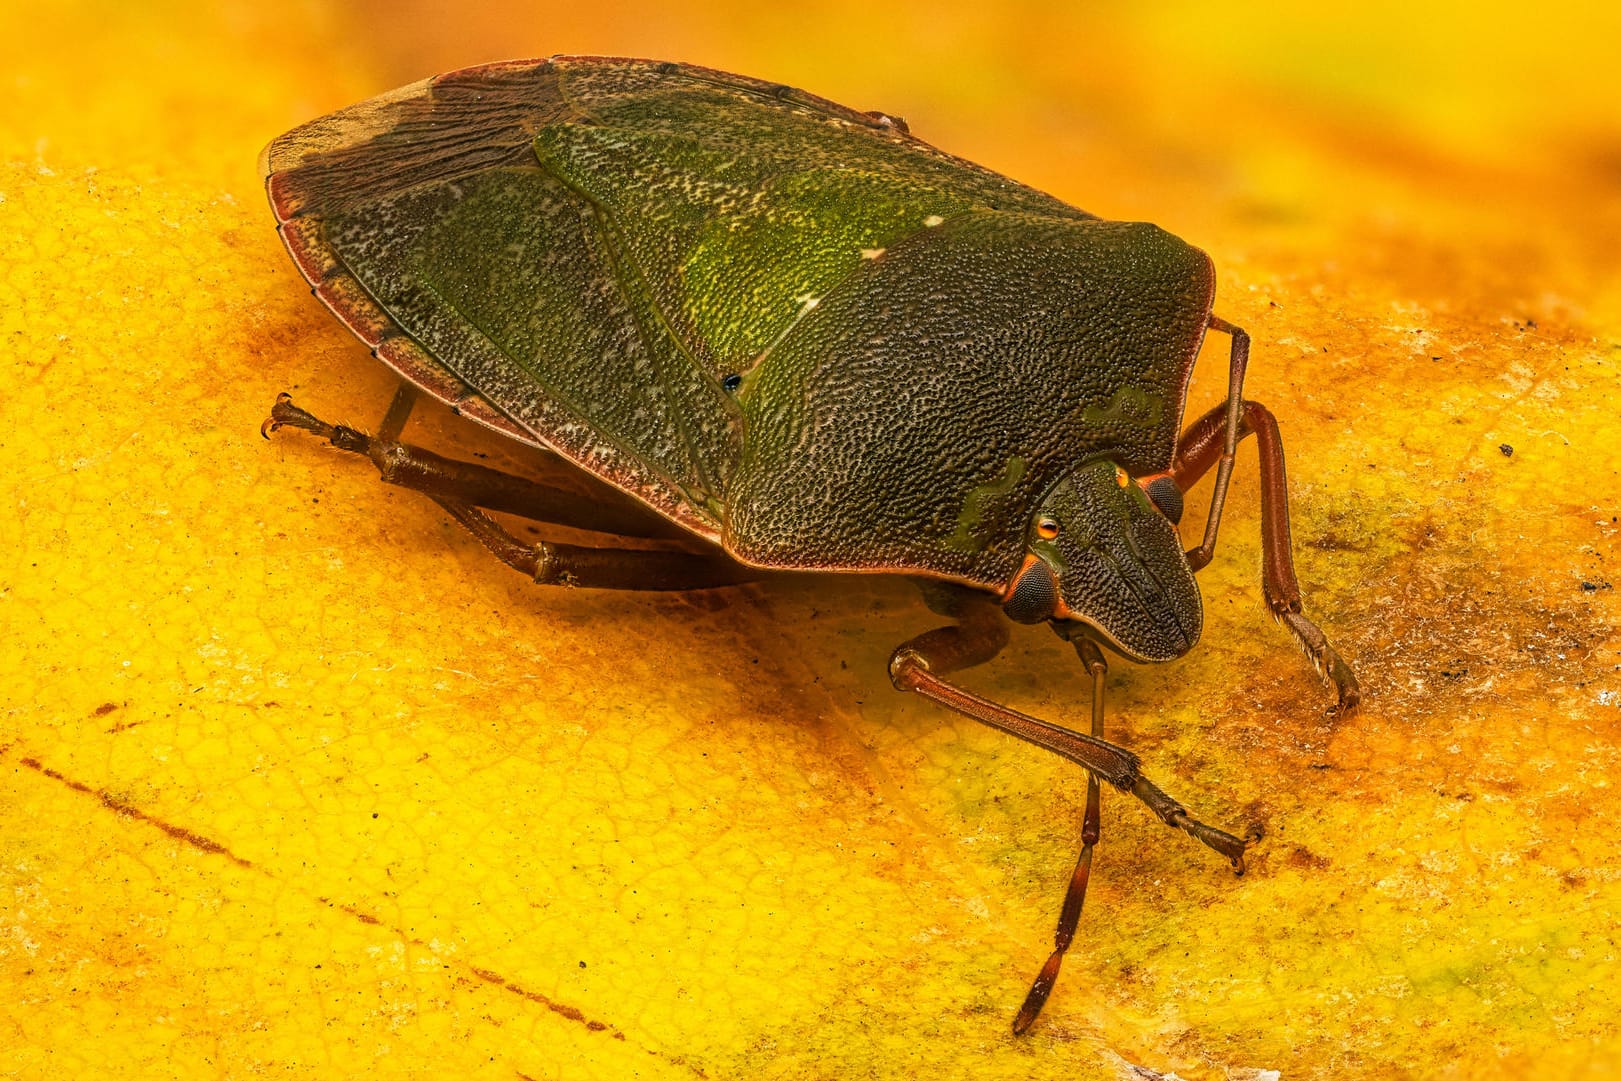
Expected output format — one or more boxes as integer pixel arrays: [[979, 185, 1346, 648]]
[[888, 599, 1253, 844], [1184, 315, 1251, 573], [263, 390, 754, 590], [1006, 637, 1251, 1034], [1011, 637, 1106, 1034], [264, 390, 688, 540], [887, 594, 1255, 1031], [430, 498, 753, 590], [887, 596, 1139, 787], [1172, 397, 1360, 712]]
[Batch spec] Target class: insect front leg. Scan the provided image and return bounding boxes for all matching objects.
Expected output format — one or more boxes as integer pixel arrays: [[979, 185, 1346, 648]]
[[1183, 315, 1252, 574], [888, 596, 1253, 1032], [887, 589, 1139, 786], [1172, 396, 1361, 713]]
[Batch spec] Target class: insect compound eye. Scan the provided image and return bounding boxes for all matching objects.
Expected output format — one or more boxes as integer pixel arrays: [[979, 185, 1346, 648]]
[[1143, 475, 1184, 525], [1035, 516, 1060, 540], [1002, 557, 1059, 625]]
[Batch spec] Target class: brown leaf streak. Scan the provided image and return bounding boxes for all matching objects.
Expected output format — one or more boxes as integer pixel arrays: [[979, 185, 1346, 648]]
[[18, 756, 254, 868], [10, 751, 713, 1069], [468, 966, 615, 1033]]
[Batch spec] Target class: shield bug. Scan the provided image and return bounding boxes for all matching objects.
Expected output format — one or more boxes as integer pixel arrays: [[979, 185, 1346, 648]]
[[260, 56, 1360, 1032]]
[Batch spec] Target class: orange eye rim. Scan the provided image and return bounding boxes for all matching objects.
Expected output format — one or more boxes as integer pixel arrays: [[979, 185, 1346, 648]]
[[1035, 516, 1061, 540]]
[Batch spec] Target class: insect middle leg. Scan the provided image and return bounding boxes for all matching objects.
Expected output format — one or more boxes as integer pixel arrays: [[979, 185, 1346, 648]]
[[263, 388, 755, 591], [1172, 398, 1360, 712], [886, 590, 1138, 786], [888, 596, 1250, 857]]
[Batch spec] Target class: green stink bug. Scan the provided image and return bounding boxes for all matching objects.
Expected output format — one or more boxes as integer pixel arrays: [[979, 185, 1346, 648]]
[[260, 56, 1359, 1032]]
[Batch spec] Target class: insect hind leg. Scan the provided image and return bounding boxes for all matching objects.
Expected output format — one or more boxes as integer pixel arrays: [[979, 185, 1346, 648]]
[[262, 388, 755, 591], [264, 388, 686, 539]]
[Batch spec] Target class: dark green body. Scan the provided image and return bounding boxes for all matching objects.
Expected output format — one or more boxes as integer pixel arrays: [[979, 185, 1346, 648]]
[[264, 56, 1213, 606], [262, 65, 1369, 1031]]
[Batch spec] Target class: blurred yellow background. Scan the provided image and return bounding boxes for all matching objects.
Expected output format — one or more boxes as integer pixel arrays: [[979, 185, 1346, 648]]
[[3, 2, 1619, 1079]]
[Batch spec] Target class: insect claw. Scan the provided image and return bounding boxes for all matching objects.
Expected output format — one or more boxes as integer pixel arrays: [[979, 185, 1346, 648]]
[[1275, 609, 1361, 716], [261, 392, 295, 438], [1131, 777, 1252, 869], [1228, 823, 1265, 875]]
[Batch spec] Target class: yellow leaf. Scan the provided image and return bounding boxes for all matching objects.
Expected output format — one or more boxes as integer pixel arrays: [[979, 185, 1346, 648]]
[[3, 2, 1619, 1079]]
